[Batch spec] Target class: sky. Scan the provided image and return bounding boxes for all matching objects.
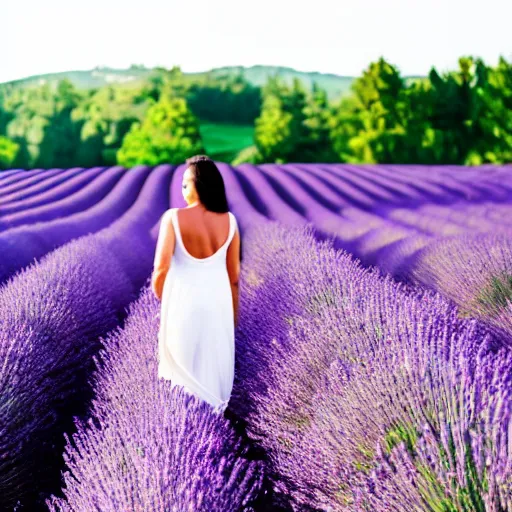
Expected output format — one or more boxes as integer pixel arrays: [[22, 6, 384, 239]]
[[2, 0, 511, 84]]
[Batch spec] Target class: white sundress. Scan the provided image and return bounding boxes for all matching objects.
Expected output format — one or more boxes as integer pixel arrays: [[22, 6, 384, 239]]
[[157, 207, 237, 414]]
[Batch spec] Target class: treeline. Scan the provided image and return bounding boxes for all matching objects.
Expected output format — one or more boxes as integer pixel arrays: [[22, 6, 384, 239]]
[[0, 66, 261, 169], [252, 56, 512, 165], [0, 56, 511, 169]]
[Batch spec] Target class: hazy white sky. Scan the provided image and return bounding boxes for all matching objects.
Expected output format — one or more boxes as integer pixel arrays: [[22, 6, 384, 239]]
[[2, 0, 511, 83]]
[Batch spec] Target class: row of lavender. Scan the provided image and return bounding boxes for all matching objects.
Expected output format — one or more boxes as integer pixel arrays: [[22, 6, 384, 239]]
[[45, 286, 264, 511], [2, 163, 511, 296], [2, 162, 261, 507], [230, 221, 512, 510], [223, 162, 512, 335], [0, 164, 176, 509], [0, 164, 275, 511]]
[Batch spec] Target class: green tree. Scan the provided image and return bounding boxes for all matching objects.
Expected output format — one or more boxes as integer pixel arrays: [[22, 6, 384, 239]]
[[3, 84, 53, 167], [465, 56, 512, 164], [283, 78, 313, 161], [0, 81, 83, 168], [403, 56, 512, 165], [0, 90, 14, 136], [420, 57, 478, 164], [72, 85, 149, 166], [186, 72, 261, 124], [330, 57, 409, 163], [56, 79, 82, 110], [140, 66, 188, 103], [117, 97, 204, 166], [254, 93, 294, 162], [37, 79, 83, 168], [300, 82, 338, 162], [399, 79, 442, 163], [0, 136, 20, 169], [254, 75, 314, 162]]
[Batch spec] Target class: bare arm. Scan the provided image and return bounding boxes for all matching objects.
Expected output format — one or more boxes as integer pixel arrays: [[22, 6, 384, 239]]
[[151, 210, 175, 301], [226, 223, 241, 329]]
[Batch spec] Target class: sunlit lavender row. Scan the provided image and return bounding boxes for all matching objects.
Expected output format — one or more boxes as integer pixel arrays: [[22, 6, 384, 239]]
[[0, 165, 171, 509], [232, 221, 512, 510], [46, 286, 264, 512]]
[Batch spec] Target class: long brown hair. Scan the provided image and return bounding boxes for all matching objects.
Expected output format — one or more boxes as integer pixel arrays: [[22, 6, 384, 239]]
[[185, 155, 229, 213]]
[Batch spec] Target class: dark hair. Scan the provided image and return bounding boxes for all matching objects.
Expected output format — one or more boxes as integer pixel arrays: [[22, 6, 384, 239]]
[[185, 155, 229, 213]]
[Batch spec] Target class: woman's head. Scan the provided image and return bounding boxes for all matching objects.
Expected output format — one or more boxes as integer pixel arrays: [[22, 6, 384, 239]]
[[182, 155, 229, 213]]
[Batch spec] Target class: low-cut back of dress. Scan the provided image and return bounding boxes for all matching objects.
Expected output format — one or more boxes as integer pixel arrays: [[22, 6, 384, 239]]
[[157, 208, 237, 414]]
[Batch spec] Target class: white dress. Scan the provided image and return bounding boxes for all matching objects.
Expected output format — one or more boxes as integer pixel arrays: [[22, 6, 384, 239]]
[[157, 207, 237, 414]]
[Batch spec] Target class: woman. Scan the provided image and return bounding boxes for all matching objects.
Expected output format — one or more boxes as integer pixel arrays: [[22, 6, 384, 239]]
[[151, 155, 241, 414]]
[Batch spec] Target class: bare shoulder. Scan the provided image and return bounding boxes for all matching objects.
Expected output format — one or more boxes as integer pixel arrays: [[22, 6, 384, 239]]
[[160, 208, 174, 226]]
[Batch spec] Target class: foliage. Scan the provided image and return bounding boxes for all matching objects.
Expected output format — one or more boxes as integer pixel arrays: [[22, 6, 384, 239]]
[[301, 82, 340, 162], [2, 82, 80, 168], [329, 55, 512, 165], [254, 75, 336, 163], [116, 97, 204, 166], [71, 85, 151, 167], [187, 72, 261, 124], [231, 145, 262, 165], [254, 91, 295, 162], [330, 58, 409, 163], [478, 273, 512, 310], [0, 135, 19, 169]]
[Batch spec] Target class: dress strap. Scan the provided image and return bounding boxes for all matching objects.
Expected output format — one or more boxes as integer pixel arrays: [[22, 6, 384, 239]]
[[228, 212, 237, 243], [166, 209, 178, 252], [170, 208, 185, 253], [169, 208, 177, 239]]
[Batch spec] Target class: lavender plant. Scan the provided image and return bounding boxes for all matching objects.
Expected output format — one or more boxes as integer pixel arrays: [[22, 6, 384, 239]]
[[0, 167, 86, 206], [0, 165, 172, 509], [234, 221, 512, 511], [0, 167, 63, 200], [0, 162, 511, 511], [0, 166, 122, 230], [46, 286, 264, 512], [0, 235, 133, 510], [403, 233, 512, 336], [0, 165, 152, 283]]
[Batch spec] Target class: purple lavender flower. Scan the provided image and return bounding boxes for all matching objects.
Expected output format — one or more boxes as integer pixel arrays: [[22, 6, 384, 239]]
[[233, 221, 512, 511], [46, 287, 264, 512]]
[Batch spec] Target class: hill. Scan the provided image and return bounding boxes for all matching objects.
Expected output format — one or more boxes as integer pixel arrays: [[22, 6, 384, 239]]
[[0, 64, 426, 101]]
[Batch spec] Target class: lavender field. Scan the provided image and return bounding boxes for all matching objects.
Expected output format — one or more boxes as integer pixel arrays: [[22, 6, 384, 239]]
[[1, 163, 512, 511]]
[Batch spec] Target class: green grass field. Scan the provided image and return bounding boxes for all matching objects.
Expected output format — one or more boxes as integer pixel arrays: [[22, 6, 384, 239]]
[[199, 122, 255, 163]]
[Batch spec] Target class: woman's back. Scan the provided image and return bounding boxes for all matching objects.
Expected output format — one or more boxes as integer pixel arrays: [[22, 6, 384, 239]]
[[175, 207, 231, 260]]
